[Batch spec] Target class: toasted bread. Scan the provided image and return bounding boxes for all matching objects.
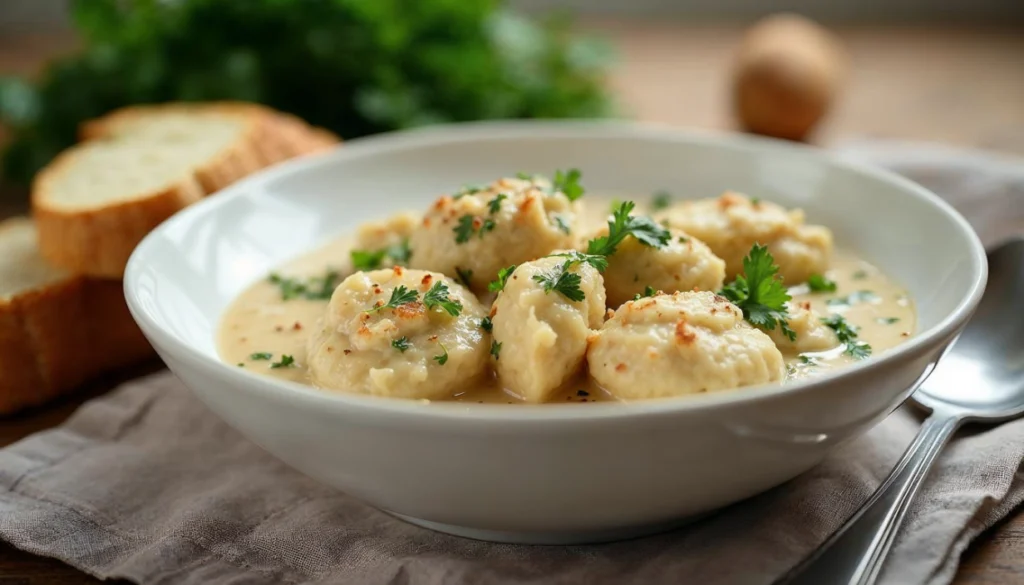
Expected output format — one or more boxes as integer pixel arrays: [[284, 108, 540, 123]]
[[0, 218, 153, 415], [34, 102, 340, 278]]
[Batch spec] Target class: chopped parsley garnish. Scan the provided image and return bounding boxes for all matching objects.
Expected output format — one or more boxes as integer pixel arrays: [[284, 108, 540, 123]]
[[237, 363, 244, 367], [268, 270, 342, 301], [270, 354, 295, 369], [798, 354, 821, 365], [633, 285, 657, 300], [423, 281, 463, 316], [454, 214, 477, 244], [807, 274, 838, 293], [877, 317, 900, 325], [678, 236, 688, 244], [515, 171, 534, 180], [386, 239, 412, 264], [719, 244, 795, 341], [852, 270, 868, 280], [433, 343, 449, 365], [351, 249, 388, 271], [533, 251, 608, 302], [586, 201, 671, 257], [366, 285, 419, 314], [827, 290, 881, 309], [455, 267, 473, 288], [487, 193, 507, 214], [249, 352, 273, 361], [553, 215, 571, 234], [489, 265, 517, 293], [490, 340, 502, 360], [350, 239, 412, 270], [552, 168, 584, 201], [750, 197, 762, 205], [454, 215, 495, 244], [480, 316, 493, 332], [549, 250, 608, 272], [453, 185, 482, 199], [821, 314, 872, 359], [391, 337, 412, 352], [533, 265, 584, 302], [651, 190, 672, 210]]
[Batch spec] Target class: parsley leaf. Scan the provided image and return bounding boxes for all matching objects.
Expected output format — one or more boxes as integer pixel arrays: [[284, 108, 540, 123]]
[[270, 355, 295, 369], [392, 337, 411, 352], [821, 314, 873, 360], [480, 316, 493, 332], [453, 215, 477, 244], [433, 343, 449, 365], [651, 191, 672, 210], [351, 249, 388, 271], [367, 285, 419, 314], [553, 168, 585, 201], [876, 317, 900, 325], [480, 218, 496, 236], [549, 250, 608, 272], [386, 239, 412, 264], [719, 244, 795, 340], [490, 340, 502, 360], [515, 171, 534, 180], [268, 270, 342, 301], [586, 201, 671, 257], [489, 265, 517, 293], [249, 352, 273, 361], [827, 290, 881, 309], [423, 281, 463, 316], [533, 262, 585, 302], [488, 193, 507, 214], [351, 239, 413, 271], [807, 274, 837, 293], [455, 267, 473, 288], [453, 185, 482, 199], [633, 285, 657, 300]]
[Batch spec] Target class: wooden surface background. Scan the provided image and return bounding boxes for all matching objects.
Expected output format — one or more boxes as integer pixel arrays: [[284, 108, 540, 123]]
[[2, 21, 1024, 585]]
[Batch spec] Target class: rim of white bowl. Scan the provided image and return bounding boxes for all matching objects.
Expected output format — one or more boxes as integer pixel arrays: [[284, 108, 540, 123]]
[[124, 120, 989, 421]]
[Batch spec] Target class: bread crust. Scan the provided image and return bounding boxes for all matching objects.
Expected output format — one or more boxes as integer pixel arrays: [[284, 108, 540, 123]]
[[32, 144, 205, 278], [0, 219, 154, 415]]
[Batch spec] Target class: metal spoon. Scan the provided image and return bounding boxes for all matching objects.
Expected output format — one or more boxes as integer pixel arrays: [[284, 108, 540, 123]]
[[777, 238, 1024, 585]]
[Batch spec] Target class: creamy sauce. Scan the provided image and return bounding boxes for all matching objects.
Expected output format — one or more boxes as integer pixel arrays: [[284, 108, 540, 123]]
[[218, 197, 916, 404]]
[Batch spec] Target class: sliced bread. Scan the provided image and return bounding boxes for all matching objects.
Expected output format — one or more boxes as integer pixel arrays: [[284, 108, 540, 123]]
[[0, 218, 153, 415], [34, 102, 340, 278]]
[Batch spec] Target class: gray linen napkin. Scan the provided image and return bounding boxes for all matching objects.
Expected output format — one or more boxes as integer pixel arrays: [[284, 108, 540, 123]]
[[1, 143, 1022, 585]]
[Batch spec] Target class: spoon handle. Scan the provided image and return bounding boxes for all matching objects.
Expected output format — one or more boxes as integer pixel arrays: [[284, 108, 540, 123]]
[[775, 411, 963, 585]]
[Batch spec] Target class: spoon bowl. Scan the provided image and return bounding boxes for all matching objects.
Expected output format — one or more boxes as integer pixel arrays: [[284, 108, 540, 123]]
[[913, 238, 1024, 420]]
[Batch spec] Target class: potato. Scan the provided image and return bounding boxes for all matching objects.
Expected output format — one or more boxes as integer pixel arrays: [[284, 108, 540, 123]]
[[732, 13, 846, 141]]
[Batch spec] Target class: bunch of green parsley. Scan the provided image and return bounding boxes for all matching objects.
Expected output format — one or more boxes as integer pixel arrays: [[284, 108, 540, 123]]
[[0, 0, 614, 186]]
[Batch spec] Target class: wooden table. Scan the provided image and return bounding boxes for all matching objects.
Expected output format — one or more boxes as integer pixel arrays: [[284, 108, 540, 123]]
[[2, 21, 1024, 585]]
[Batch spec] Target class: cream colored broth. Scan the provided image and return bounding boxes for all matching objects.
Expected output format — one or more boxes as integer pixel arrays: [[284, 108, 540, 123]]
[[218, 198, 916, 403]]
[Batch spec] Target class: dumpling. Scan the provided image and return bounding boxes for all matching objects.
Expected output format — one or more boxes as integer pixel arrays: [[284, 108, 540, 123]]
[[306, 267, 489, 399], [599, 225, 726, 308], [491, 254, 606, 403], [588, 291, 785, 399], [347, 211, 419, 269], [408, 176, 579, 292], [654, 191, 832, 284], [766, 301, 840, 353]]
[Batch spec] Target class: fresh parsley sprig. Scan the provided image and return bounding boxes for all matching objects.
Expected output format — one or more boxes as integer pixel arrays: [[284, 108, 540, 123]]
[[586, 201, 670, 257], [533, 262, 586, 302], [453, 214, 496, 244], [433, 343, 449, 365], [821, 314, 873, 359], [719, 244, 796, 341], [423, 281, 463, 316], [488, 193, 507, 214], [366, 285, 419, 314], [270, 355, 296, 369], [489, 265, 517, 292], [392, 337, 412, 353], [552, 168, 585, 201]]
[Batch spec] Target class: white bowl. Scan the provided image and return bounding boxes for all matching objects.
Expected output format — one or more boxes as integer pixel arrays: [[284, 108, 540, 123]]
[[124, 121, 987, 544]]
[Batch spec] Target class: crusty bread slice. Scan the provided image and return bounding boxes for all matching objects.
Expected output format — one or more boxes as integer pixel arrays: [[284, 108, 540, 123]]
[[38, 102, 340, 278], [0, 218, 153, 415]]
